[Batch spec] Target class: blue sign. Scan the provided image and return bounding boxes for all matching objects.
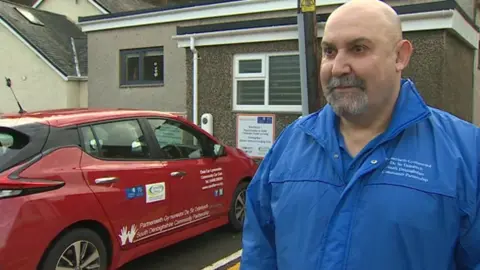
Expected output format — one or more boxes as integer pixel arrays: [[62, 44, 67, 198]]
[[136, 186, 144, 197], [213, 188, 224, 197], [125, 186, 145, 200], [257, 116, 273, 124]]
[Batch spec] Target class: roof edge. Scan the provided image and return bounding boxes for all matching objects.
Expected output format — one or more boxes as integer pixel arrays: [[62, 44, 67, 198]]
[[32, 0, 109, 14], [77, 0, 347, 33], [172, 9, 478, 50], [87, 0, 109, 14], [176, 0, 459, 35], [32, 0, 42, 8], [78, 0, 246, 23]]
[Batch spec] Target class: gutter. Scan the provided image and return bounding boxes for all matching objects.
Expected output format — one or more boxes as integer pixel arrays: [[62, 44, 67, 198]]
[[32, 0, 44, 8], [172, 24, 298, 41], [172, 10, 461, 47], [67, 76, 88, 81], [190, 37, 199, 126], [88, 0, 109, 14], [70, 37, 81, 77]]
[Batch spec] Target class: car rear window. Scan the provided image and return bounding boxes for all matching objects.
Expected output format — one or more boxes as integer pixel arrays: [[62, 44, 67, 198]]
[[0, 130, 29, 156], [0, 122, 49, 173]]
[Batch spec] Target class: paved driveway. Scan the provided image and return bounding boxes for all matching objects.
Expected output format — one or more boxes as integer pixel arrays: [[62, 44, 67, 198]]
[[120, 225, 242, 270]]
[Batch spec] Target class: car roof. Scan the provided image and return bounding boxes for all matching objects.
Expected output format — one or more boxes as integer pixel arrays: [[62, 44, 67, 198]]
[[0, 108, 185, 127]]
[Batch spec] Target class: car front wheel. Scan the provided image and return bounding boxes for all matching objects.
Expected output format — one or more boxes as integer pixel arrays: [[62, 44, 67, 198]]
[[40, 228, 108, 270]]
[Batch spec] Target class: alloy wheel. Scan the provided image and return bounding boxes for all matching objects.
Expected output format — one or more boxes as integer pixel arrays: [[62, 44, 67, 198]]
[[55, 240, 101, 270], [235, 189, 247, 224]]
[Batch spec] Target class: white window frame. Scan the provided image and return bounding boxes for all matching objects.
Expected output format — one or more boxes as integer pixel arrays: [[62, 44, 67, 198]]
[[233, 52, 302, 112]]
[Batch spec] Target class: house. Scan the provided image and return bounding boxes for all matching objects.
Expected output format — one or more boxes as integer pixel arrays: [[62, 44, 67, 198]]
[[31, 0, 215, 23], [31, 0, 159, 23], [0, 0, 169, 114], [78, 0, 480, 159], [0, 0, 88, 114]]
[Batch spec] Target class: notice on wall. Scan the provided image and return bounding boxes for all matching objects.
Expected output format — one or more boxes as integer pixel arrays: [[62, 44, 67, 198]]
[[236, 114, 275, 158]]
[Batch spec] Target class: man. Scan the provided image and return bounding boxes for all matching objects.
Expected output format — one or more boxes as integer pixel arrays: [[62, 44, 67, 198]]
[[240, 0, 480, 269]]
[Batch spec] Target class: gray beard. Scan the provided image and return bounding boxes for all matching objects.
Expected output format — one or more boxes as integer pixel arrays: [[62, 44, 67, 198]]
[[326, 90, 369, 116]]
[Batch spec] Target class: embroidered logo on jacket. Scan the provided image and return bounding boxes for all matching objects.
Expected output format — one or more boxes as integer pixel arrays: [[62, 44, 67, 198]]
[[381, 157, 432, 182]]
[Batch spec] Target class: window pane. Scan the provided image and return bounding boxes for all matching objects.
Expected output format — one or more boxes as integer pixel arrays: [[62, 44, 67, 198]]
[[143, 50, 164, 82], [239, 59, 262, 73], [148, 119, 204, 160], [80, 127, 98, 156], [91, 120, 150, 159], [237, 80, 265, 105], [268, 55, 301, 105], [0, 131, 27, 157], [0, 133, 14, 149], [126, 53, 140, 81]]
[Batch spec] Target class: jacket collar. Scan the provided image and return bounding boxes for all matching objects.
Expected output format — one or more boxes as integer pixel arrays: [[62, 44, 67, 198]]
[[298, 78, 431, 149]]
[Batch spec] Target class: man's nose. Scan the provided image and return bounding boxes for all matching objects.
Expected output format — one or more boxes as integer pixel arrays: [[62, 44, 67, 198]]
[[331, 52, 351, 77]]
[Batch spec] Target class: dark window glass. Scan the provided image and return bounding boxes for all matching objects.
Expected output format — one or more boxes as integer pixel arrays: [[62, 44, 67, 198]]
[[120, 47, 164, 86], [81, 120, 150, 160], [147, 119, 208, 160]]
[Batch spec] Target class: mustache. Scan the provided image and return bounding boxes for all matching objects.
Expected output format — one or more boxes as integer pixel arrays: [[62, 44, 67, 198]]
[[326, 75, 366, 93]]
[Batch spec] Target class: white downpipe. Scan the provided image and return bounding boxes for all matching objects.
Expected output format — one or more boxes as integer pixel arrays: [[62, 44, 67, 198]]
[[190, 36, 199, 125]]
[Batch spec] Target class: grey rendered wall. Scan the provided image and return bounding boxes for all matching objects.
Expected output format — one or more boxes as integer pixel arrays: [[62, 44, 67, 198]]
[[87, 24, 187, 112]]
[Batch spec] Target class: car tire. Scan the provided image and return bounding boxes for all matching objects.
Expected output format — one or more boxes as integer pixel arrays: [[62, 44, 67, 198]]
[[40, 228, 108, 270], [228, 181, 249, 231]]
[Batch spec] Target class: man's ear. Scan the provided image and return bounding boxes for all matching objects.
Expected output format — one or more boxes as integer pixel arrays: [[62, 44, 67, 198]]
[[395, 39, 413, 72]]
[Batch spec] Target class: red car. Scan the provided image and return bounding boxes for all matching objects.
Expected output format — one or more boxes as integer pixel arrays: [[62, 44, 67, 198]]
[[0, 108, 258, 270]]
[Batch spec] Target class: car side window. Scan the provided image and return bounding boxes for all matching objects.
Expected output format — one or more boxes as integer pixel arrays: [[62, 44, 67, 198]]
[[147, 118, 211, 160], [80, 126, 98, 156], [80, 119, 150, 160]]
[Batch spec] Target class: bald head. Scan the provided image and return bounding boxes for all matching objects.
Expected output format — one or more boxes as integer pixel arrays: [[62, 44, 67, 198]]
[[326, 0, 402, 45], [319, 0, 414, 119]]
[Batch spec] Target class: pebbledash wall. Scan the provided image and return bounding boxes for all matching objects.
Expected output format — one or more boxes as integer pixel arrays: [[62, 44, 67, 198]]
[[175, 2, 479, 159], [184, 32, 474, 153]]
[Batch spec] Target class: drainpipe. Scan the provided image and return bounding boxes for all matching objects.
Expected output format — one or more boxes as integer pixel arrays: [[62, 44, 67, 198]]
[[190, 36, 199, 125]]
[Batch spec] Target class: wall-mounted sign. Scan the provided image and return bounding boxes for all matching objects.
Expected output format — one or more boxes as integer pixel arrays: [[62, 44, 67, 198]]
[[300, 0, 316, 12], [236, 114, 276, 159]]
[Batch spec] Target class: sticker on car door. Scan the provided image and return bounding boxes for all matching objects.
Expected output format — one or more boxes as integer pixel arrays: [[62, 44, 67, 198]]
[[118, 203, 212, 245], [125, 186, 145, 200], [146, 182, 166, 203], [200, 167, 224, 190]]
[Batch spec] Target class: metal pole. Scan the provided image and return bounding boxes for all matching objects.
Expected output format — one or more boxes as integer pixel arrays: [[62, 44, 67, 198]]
[[297, 0, 319, 116]]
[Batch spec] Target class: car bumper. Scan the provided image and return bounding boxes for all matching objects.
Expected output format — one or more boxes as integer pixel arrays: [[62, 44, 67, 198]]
[[0, 195, 46, 270], [0, 183, 117, 270]]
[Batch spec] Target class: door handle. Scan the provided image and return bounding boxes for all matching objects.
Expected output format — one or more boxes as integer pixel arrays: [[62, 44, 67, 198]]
[[94, 177, 119, 184], [170, 171, 187, 177]]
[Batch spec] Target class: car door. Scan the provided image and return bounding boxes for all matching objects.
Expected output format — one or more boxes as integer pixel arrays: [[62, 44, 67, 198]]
[[143, 117, 230, 231], [79, 118, 173, 249]]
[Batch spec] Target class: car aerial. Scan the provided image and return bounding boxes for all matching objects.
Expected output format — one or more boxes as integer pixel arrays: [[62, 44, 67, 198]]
[[0, 108, 258, 270]]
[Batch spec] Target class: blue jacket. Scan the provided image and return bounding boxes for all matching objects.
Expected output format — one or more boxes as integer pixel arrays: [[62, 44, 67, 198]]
[[240, 79, 480, 270]]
